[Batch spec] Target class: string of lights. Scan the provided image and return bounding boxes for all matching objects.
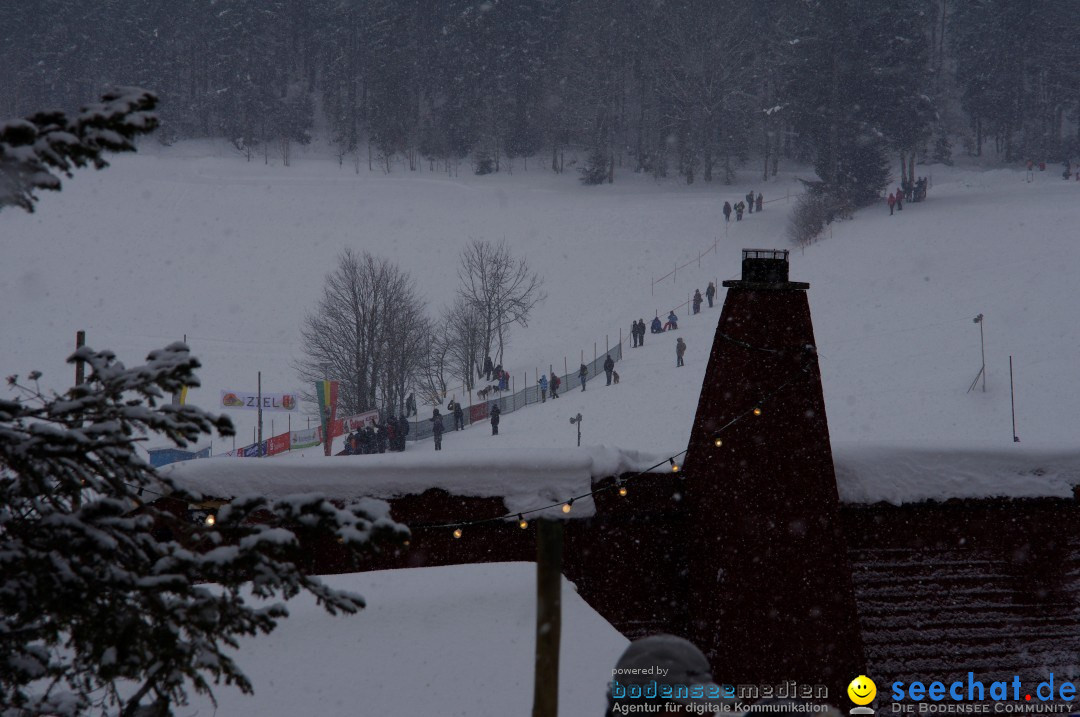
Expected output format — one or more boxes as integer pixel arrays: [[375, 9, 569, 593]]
[[133, 334, 820, 535], [419, 349, 818, 540]]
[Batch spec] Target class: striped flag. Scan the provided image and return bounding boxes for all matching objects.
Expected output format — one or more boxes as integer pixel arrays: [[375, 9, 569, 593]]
[[315, 380, 339, 457]]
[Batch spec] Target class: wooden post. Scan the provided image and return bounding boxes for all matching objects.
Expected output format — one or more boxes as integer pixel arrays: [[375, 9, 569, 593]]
[[257, 371, 263, 457], [532, 519, 564, 717], [74, 330, 85, 386]]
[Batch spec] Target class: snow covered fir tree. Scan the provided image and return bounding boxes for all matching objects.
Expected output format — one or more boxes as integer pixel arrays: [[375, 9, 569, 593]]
[[3, 1, 1080, 715]]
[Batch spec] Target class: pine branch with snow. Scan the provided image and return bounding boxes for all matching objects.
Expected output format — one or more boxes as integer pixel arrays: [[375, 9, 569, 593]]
[[0, 88, 159, 213], [0, 344, 407, 717]]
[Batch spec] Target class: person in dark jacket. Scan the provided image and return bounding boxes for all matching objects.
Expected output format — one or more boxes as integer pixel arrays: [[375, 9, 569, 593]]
[[431, 409, 444, 450], [651, 316, 663, 334], [692, 289, 702, 315], [735, 201, 745, 220], [638, 318, 646, 345], [451, 399, 464, 430], [603, 354, 615, 385], [630, 320, 639, 347], [578, 363, 588, 391], [397, 415, 410, 451], [483, 355, 494, 381], [550, 372, 560, 399], [405, 392, 416, 417], [705, 282, 715, 308], [676, 337, 686, 367], [746, 190, 754, 213], [887, 192, 896, 215], [722, 201, 732, 222], [489, 402, 501, 435], [756, 192, 763, 212], [384, 417, 396, 453]]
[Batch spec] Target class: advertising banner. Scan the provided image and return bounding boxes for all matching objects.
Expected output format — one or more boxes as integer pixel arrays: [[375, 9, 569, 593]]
[[265, 432, 290, 456], [220, 390, 298, 412], [341, 410, 378, 432], [290, 426, 320, 450]]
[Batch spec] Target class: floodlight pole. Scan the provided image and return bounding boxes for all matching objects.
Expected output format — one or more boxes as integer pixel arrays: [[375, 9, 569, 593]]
[[977, 314, 986, 392]]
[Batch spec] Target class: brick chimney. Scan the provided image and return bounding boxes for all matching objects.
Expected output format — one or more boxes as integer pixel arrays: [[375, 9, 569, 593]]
[[682, 249, 864, 702]]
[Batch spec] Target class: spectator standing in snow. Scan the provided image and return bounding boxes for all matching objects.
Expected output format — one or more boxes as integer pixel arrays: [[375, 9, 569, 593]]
[[692, 289, 702, 315], [746, 190, 755, 213], [735, 202, 744, 220], [651, 316, 663, 334], [431, 409, 444, 450], [489, 402, 501, 435], [398, 415, 410, 451], [638, 318, 646, 345], [483, 355, 494, 381], [895, 188, 903, 211], [538, 373, 548, 402], [384, 417, 396, 452], [722, 201, 732, 222], [676, 338, 686, 367], [405, 392, 416, 417], [664, 311, 678, 331], [453, 399, 464, 430], [578, 363, 588, 391], [705, 282, 716, 308], [887, 192, 896, 215], [550, 371, 561, 399], [604, 354, 615, 385], [756, 192, 763, 212]]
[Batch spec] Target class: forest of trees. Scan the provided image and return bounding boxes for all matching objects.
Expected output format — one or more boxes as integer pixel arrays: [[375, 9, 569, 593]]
[[2, 0, 1077, 192]]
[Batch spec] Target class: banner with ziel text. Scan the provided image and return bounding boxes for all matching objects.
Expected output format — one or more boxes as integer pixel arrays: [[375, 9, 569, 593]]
[[220, 390, 297, 412]]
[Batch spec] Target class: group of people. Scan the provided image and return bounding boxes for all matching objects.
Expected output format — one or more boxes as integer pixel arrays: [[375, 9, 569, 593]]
[[887, 177, 929, 214], [722, 191, 764, 222], [691, 282, 716, 314], [340, 414, 411, 455], [481, 355, 510, 391], [537, 371, 562, 402]]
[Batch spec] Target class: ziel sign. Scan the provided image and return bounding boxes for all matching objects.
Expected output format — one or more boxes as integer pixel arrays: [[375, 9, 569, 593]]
[[219, 390, 297, 412]]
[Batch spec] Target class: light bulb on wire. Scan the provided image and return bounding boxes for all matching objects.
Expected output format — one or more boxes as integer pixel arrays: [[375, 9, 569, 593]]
[[562, 499, 574, 514], [204, 513, 216, 527], [518, 514, 529, 529], [713, 435, 723, 447], [618, 485, 628, 497], [669, 458, 680, 473], [752, 406, 762, 416], [452, 528, 463, 539]]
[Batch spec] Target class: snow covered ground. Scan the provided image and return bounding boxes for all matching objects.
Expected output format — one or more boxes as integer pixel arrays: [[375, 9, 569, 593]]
[[5, 142, 1080, 715], [4, 141, 1078, 504], [177, 563, 627, 716]]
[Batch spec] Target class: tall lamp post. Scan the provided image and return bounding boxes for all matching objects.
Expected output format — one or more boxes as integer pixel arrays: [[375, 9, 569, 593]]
[[968, 314, 986, 393]]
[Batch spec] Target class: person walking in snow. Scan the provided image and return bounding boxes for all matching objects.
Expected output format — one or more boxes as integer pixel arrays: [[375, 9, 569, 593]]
[[887, 192, 896, 215], [604, 354, 615, 385], [692, 289, 702, 315], [705, 282, 716, 308], [483, 355, 494, 381], [550, 371, 560, 399], [722, 201, 732, 222], [578, 363, 589, 391], [676, 337, 686, 367], [735, 202, 744, 220], [746, 191, 755, 214], [431, 409, 444, 450], [756, 192, 763, 212], [489, 402, 501, 435], [538, 373, 548, 402]]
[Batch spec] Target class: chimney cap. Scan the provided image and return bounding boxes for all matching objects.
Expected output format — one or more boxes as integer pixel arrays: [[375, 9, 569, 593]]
[[722, 248, 809, 291]]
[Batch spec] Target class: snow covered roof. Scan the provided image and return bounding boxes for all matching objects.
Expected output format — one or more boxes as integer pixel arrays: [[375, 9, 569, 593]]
[[160, 445, 663, 517]]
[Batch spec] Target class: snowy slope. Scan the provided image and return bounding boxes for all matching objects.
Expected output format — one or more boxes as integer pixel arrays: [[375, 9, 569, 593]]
[[177, 563, 627, 716], [3, 143, 1080, 503]]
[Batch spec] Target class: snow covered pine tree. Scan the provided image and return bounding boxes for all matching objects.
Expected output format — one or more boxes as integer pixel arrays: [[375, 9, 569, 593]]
[[1, 90, 406, 717], [0, 344, 407, 716]]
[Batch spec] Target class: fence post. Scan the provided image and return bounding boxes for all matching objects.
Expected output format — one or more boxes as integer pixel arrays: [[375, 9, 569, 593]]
[[674, 262, 677, 284], [605, 335, 609, 353], [594, 342, 597, 364]]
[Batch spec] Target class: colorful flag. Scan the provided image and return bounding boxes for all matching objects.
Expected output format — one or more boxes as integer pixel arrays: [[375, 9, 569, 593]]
[[315, 380, 339, 457]]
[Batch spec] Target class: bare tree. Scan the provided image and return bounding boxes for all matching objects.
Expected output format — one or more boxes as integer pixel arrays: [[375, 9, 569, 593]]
[[297, 249, 427, 418], [456, 240, 545, 366], [444, 296, 485, 395]]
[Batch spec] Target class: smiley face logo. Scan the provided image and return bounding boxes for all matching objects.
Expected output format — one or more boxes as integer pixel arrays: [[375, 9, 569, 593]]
[[847, 676, 877, 706]]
